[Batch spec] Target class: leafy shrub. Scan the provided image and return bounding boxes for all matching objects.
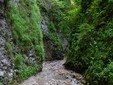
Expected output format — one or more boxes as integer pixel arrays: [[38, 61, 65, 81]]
[[17, 65, 40, 81], [13, 54, 42, 82], [63, 0, 113, 85]]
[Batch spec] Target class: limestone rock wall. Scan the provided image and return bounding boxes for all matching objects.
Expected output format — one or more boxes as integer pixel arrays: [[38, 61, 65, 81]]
[[0, 1, 15, 84]]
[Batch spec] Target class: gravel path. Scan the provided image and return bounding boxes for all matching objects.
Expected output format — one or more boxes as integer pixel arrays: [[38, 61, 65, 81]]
[[19, 58, 85, 85]]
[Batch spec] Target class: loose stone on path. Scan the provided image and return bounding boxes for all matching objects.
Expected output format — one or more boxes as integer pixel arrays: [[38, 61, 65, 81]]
[[20, 59, 85, 85]]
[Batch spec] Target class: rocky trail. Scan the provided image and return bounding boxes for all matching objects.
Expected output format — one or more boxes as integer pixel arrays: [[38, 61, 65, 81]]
[[19, 58, 85, 85]]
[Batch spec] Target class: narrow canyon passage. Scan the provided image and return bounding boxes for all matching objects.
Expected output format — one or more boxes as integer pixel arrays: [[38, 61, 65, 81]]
[[19, 58, 85, 85]]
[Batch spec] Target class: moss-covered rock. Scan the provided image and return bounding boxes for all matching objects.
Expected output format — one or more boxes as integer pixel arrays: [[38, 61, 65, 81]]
[[5, 0, 45, 84]]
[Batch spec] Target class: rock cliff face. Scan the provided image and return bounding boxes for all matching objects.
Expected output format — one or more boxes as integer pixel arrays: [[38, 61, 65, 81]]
[[0, 0, 15, 84], [40, 3, 68, 60], [0, 0, 44, 85], [0, 0, 68, 84], [41, 14, 65, 60]]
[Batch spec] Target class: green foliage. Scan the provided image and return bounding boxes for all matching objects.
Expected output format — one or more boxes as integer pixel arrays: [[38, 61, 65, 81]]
[[42, 20, 63, 60], [5, 42, 13, 59], [7, 0, 44, 83], [17, 64, 40, 81], [12, 31, 18, 44], [62, 0, 113, 85], [48, 21, 56, 32], [5, 0, 113, 84], [35, 45, 44, 62], [74, 0, 81, 5], [14, 54, 24, 67], [0, 82, 2, 85], [8, 0, 44, 57], [13, 54, 41, 82], [46, 21, 63, 51]]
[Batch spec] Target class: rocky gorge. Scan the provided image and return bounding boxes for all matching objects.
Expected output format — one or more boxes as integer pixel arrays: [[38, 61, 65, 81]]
[[0, 0, 71, 84], [1, 0, 112, 85], [0, 0, 75, 85]]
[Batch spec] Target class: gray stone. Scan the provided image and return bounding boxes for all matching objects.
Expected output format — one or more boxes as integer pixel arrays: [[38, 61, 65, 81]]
[[8, 72, 13, 78], [0, 2, 15, 84], [0, 70, 4, 76], [0, 38, 5, 45], [0, 0, 4, 3], [1, 59, 9, 65], [41, 15, 49, 34]]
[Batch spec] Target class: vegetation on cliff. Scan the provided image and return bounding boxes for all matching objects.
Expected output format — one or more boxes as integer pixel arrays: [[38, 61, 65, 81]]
[[40, 0, 64, 60], [2, 0, 113, 85], [7, 0, 44, 84], [62, 0, 113, 85]]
